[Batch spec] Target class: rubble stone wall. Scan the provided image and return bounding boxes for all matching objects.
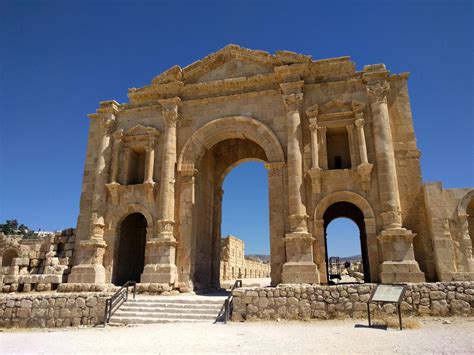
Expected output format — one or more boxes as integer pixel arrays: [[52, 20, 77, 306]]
[[231, 282, 474, 321], [0, 293, 108, 328]]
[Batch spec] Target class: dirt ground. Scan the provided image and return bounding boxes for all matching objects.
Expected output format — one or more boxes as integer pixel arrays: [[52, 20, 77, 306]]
[[1, 317, 473, 354]]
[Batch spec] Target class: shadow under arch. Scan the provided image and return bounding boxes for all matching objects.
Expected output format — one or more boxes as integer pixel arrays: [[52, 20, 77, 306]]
[[457, 189, 474, 264], [314, 191, 378, 283]]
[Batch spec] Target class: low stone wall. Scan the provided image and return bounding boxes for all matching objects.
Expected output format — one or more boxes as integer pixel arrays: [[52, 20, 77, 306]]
[[231, 282, 474, 321], [0, 293, 109, 328]]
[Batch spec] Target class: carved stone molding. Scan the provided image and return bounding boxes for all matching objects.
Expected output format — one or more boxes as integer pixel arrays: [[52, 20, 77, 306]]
[[366, 80, 390, 103], [264, 162, 285, 177], [282, 93, 303, 113], [159, 97, 182, 128], [306, 104, 319, 119], [380, 210, 402, 229], [157, 219, 175, 236]]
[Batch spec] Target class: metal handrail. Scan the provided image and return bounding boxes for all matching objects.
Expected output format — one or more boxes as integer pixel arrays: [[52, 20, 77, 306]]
[[103, 281, 137, 325], [220, 279, 242, 324]]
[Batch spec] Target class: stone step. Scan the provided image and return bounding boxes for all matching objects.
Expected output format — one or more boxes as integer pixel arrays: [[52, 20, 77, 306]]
[[118, 306, 221, 315], [131, 299, 225, 305], [111, 312, 217, 321], [109, 316, 214, 325], [124, 302, 222, 310]]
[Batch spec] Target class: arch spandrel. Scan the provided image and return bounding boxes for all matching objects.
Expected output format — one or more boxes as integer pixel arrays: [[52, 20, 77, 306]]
[[177, 116, 285, 172]]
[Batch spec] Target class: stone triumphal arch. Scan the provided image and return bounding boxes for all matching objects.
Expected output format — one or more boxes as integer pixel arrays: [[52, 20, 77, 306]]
[[68, 45, 473, 291]]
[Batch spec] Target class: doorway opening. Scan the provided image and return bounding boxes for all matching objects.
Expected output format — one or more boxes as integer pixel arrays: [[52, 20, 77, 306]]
[[220, 161, 271, 288], [324, 202, 370, 283], [113, 213, 147, 285]]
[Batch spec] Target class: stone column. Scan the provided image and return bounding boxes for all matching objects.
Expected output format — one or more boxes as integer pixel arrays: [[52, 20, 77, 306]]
[[363, 66, 424, 283], [346, 123, 358, 169], [355, 118, 368, 164], [109, 130, 123, 184], [144, 146, 155, 184], [121, 147, 132, 184], [69, 103, 118, 284], [141, 97, 181, 285], [317, 126, 328, 170], [306, 108, 323, 194], [280, 82, 319, 284], [354, 116, 373, 191]]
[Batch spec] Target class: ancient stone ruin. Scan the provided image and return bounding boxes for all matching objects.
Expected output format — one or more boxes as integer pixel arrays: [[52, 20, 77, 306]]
[[220, 235, 270, 281], [2, 45, 473, 296]]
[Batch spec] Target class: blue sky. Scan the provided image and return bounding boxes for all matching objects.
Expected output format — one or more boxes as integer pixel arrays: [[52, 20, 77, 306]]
[[1, 1, 473, 257]]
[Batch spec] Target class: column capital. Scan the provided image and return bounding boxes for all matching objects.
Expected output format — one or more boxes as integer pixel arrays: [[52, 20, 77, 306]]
[[113, 129, 124, 141], [309, 118, 318, 132], [306, 104, 319, 119], [317, 125, 327, 133], [355, 118, 365, 128], [282, 93, 303, 113], [366, 80, 390, 103], [159, 97, 182, 127]]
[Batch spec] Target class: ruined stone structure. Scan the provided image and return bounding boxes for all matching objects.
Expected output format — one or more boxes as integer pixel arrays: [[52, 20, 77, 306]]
[[220, 235, 270, 280], [0, 230, 75, 292], [67, 45, 473, 292]]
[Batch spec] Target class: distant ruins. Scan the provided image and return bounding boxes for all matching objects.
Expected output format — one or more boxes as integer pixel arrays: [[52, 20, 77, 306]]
[[220, 235, 270, 280], [1, 45, 473, 295]]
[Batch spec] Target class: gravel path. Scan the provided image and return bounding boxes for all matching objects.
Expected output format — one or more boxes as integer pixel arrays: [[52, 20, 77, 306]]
[[1, 318, 473, 354]]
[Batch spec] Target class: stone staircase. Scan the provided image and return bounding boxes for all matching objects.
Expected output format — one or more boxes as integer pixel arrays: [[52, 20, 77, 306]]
[[109, 297, 226, 325]]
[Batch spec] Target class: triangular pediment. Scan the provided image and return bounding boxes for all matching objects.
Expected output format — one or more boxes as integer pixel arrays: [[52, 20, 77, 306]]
[[319, 100, 365, 114], [125, 124, 158, 137], [151, 44, 313, 85]]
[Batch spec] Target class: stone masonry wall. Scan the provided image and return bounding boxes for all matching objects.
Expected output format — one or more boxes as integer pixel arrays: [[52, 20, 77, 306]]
[[0, 293, 108, 328], [231, 282, 473, 321]]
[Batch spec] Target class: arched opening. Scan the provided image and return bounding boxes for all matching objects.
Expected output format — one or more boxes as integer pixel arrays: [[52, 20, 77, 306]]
[[220, 161, 271, 287], [177, 116, 286, 291], [323, 202, 370, 283], [113, 213, 147, 285], [2, 249, 18, 267]]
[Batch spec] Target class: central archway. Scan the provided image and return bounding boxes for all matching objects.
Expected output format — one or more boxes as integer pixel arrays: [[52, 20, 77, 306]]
[[176, 116, 285, 291]]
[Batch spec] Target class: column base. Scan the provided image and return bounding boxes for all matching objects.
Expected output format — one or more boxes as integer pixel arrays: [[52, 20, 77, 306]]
[[379, 261, 425, 283], [281, 262, 320, 284], [141, 264, 178, 284], [68, 264, 106, 284], [378, 227, 425, 283]]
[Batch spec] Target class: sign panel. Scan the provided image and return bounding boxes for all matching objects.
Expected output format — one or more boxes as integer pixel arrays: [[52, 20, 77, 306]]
[[370, 284, 405, 303]]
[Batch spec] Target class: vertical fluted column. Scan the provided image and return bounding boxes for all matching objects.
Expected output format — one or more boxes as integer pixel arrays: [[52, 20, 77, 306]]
[[144, 146, 155, 184], [306, 108, 323, 194], [280, 82, 319, 284], [109, 130, 123, 184], [355, 118, 368, 164], [141, 97, 181, 285], [366, 79, 403, 229], [364, 67, 424, 283], [282, 92, 307, 230], [346, 124, 358, 169], [318, 126, 328, 170]]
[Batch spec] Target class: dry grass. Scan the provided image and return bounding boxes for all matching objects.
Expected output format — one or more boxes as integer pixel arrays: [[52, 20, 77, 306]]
[[371, 310, 422, 329]]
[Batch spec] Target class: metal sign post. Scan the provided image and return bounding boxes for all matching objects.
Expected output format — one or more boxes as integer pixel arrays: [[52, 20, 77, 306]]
[[367, 284, 406, 330]]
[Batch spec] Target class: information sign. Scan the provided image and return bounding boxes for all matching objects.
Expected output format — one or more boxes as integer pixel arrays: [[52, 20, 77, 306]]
[[370, 284, 405, 303]]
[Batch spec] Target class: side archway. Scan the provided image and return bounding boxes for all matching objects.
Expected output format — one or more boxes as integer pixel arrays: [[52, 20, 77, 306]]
[[313, 191, 378, 283]]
